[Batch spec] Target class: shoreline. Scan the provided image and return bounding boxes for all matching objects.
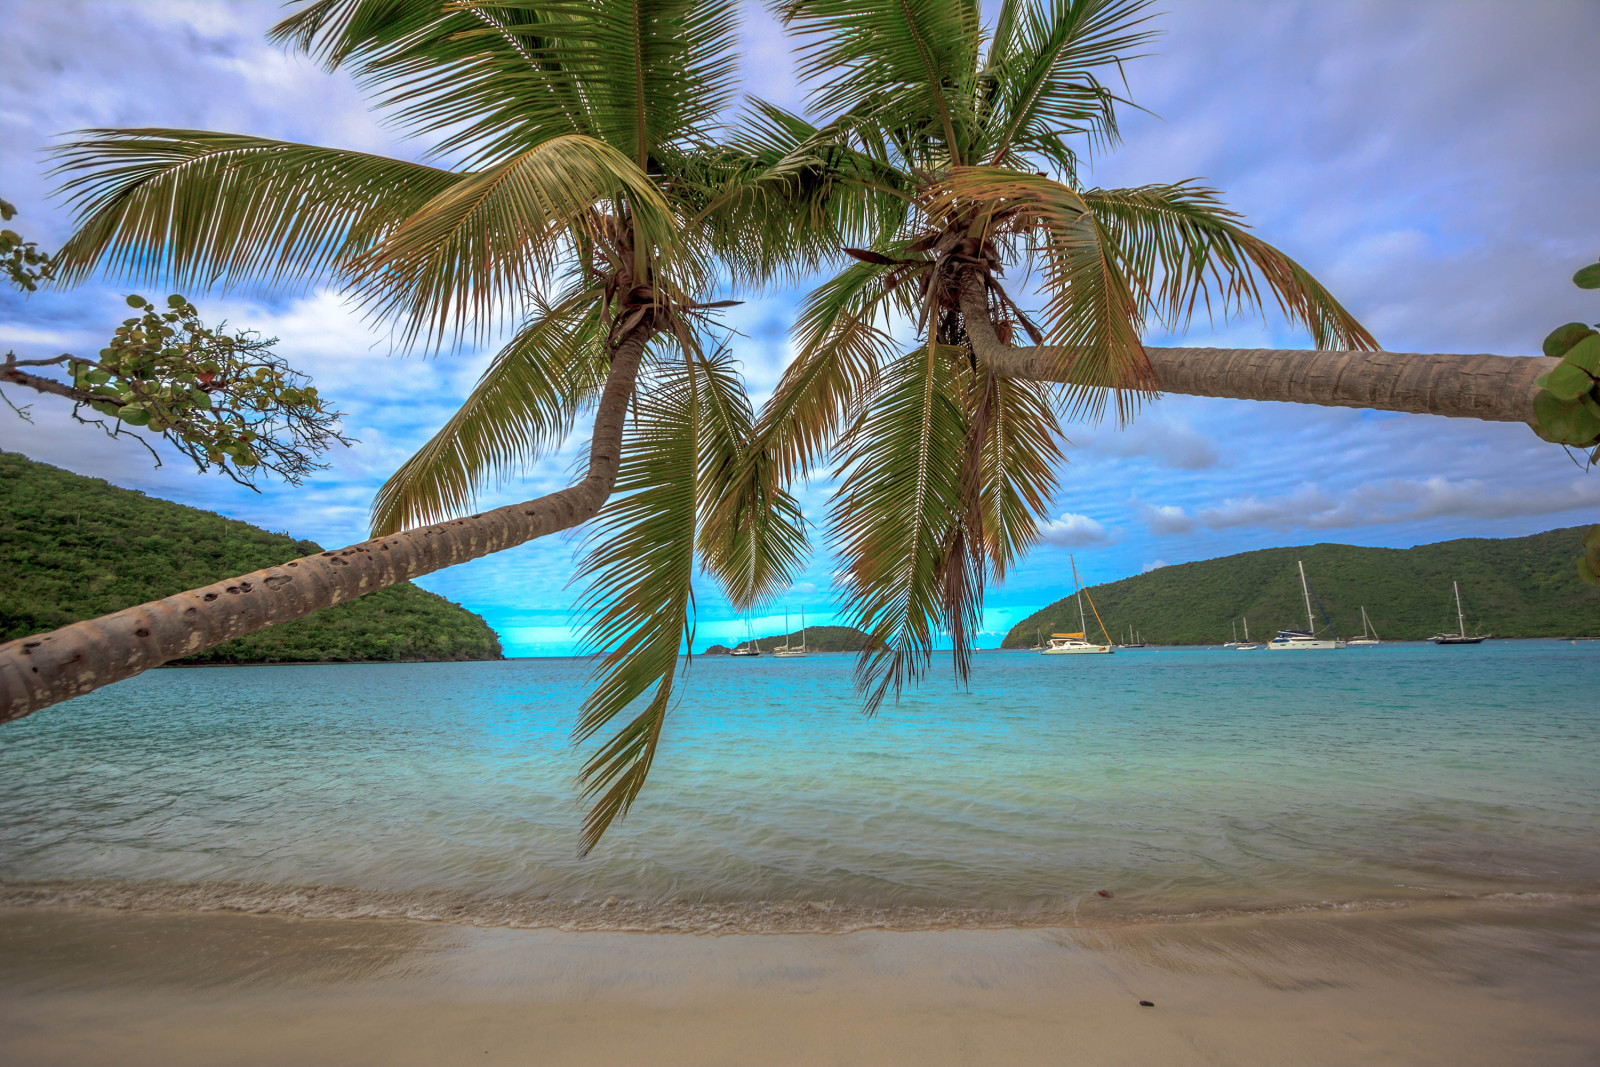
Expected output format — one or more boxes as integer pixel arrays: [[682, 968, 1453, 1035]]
[[4, 898, 1597, 1065], [3, 877, 1595, 935]]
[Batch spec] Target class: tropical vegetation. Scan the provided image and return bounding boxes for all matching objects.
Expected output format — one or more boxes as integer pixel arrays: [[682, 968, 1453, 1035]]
[[1002, 526, 1600, 646], [0, 451, 502, 661]]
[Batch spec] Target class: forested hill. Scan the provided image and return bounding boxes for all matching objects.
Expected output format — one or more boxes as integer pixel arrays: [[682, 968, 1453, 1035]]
[[0, 452, 503, 664], [703, 625, 878, 654], [1002, 527, 1600, 647]]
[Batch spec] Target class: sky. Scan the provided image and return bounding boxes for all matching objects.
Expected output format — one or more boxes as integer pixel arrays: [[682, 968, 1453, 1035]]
[[1, 0, 1597, 656]]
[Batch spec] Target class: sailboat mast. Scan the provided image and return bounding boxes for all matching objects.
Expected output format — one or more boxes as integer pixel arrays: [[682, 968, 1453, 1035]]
[[1454, 581, 1465, 636], [1298, 560, 1315, 633], [1243, 617, 1250, 642]]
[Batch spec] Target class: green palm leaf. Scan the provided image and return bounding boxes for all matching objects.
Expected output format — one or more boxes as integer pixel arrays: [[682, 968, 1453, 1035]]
[[694, 347, 809, 610], [355, 133, 688, 344], [978, 373, 1064, 579], [572, 351, 702, 853], [49, 130, 460, 289], [371, 285, 608, 535], [1080, 183, 1377, 350], [830, 343, 972, 713]]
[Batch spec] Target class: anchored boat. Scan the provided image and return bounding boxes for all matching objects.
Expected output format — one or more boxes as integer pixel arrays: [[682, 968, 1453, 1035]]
[[1432, 582, 1489, 644], [1042, 556, 1114, 655], [1269, 561, 1345, 650], [1348, 606, 1381, 647], [773, 608, 807, 657]]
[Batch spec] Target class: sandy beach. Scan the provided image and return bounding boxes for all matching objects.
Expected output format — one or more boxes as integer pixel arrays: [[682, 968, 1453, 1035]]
[[2, 898, 1597, 1066]]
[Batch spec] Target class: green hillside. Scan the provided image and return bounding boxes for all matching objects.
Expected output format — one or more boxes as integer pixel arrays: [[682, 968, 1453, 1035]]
[[0, 451, 503, 664], [703, 625, 879, 654], [1003, 527, 1600, 647]]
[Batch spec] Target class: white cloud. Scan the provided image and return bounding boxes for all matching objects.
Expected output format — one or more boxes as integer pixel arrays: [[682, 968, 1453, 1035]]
[[1142, 559, 1169, 573], [1078, 418, 1221, 470], [1136, 503, 1196, 536], [1038, 512, 1114, 547], [1144, 477, 1600, 536]]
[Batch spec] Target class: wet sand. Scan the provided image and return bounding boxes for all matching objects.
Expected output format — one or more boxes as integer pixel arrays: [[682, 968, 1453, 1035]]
[[1, 900, 1597, 1065]]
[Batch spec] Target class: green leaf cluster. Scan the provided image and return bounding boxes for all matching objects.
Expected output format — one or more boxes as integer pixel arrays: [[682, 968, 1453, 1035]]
[[0, 451, 503, 662], [1002, 527, 1600, 646], [61, 294, 349, 486], [0, 197, 56, 292], [1531, 259, 1600, 454]]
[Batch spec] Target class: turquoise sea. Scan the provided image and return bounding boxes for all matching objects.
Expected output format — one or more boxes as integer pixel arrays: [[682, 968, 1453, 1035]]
[[2, 642, 1597, 930]]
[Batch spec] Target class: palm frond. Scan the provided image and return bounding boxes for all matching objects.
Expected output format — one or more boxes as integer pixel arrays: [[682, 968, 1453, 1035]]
[[1080, 183, 1378, 350], [979, 0, 1157, 167], [978, 373, 1064, 579], [774, 0, 983, 163], [572, 353, 702, 853], [371, 285, 607, 535], [49, 130, 459, 289], [752, 259, 912, 485], [829, 343, 972, 713], [275, 0, 739, 169], [354, 133, 688, 345], [692, 346, 809, 610], [935, 165, 1153, 419]]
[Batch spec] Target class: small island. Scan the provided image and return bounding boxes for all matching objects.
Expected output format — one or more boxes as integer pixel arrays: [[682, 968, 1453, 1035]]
[[702, 624, 880, 655]]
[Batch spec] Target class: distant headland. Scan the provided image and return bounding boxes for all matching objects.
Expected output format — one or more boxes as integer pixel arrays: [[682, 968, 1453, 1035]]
[[1003, 526, 1600, 647], [0, 452, 503, 664]]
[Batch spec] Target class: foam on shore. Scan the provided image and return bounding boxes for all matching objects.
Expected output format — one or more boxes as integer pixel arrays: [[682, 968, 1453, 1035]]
[[3, 878, 1591, 934]]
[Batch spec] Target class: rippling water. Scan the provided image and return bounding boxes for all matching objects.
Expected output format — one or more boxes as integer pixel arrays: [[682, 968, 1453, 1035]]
[[2, 642, 1597, 928]]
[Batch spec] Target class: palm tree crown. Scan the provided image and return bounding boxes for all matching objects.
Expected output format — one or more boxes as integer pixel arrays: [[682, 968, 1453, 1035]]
[[732, 0, 1378, 709]]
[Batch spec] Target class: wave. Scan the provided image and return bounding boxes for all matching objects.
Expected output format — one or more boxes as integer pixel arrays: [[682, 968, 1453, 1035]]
[[2, 879, 1593, 935]]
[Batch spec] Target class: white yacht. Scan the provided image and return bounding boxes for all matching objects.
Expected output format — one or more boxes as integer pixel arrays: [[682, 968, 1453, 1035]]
[[1348, 606, 1381, 647], [1269, 561, 1346, 651], [1042, 556, 1114, 655], [773, 608, 807, 657]]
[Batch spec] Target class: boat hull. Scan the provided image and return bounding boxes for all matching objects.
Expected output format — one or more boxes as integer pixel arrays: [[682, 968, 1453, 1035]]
[[1431, 635, 1487, 644], [1268, 639, 1346, 650], [1041, 644, 1114, 655]]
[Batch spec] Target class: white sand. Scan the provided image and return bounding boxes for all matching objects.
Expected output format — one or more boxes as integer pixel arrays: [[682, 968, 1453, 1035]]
[[1, 899, 1597, 1065]]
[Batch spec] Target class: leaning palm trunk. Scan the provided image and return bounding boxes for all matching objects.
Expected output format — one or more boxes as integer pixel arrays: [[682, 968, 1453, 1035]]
[[0, 325, 654, 724], [956, 273, 1554, 425]]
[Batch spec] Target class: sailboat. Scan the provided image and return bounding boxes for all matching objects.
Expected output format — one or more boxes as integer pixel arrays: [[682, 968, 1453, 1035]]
[[1348, 607, 1381, 647], [1224, 619, 1241, 648], [1120, 624, 1147, 649], [1269, 561, 1345, 650], [1042, 556, 1115, 655], [1235, 617, 1260, 650], [1431, 582, 1489, 644], [729, 619, 762, 657], [773, 608, 807, 657]]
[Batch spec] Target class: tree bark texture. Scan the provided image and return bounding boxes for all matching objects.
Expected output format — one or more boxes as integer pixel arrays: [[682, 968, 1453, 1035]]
[[957, 272, 1557, 425], [0, 325, 654, 724]]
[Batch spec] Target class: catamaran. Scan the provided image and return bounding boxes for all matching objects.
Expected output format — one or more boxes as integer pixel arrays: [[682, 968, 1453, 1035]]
[[1042, 556, 1114, 655], [773, 608, 807, 657], [1431, 582, 1488, 644], [1269, 561, 1346, 650], [1348, 606, 1381, 647]]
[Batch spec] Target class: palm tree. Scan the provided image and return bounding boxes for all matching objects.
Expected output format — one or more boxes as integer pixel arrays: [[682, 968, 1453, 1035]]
[[732, 0, 1558, 707], [0, 0, 807, 850]]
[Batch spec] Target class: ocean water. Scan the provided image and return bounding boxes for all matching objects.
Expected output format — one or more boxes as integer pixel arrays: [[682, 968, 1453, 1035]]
[[2, 642, 1597, 930]]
